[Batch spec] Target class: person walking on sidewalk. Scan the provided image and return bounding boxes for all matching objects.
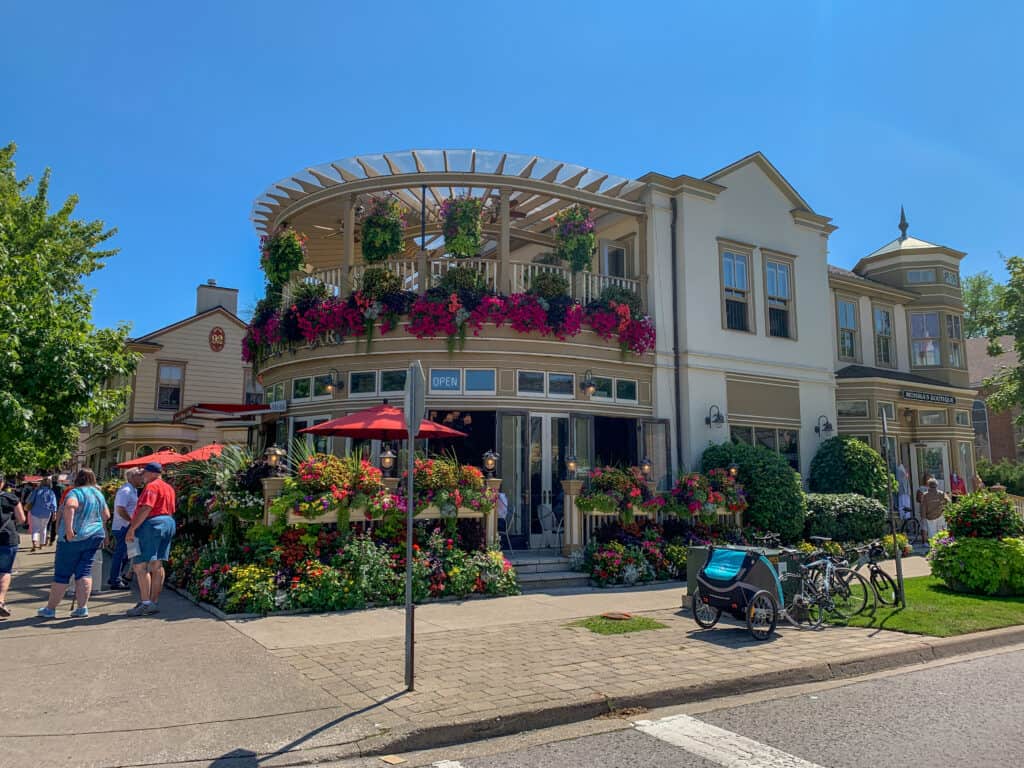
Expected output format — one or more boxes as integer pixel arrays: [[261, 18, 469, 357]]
[[125, 462, 176, 617], [26, 477, 57, 552], [108, 469, 143, 590], [36, 469, 110, 620], [1, 473, 28, 618], [921, 478, 950, 542]]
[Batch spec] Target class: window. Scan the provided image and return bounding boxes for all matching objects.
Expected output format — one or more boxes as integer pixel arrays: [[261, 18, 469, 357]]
[[779, 429, 800, 471], [616, 379, 638, 402], [464, 369, 496, 394], [601, 241, 629, 278], [429, 369, 461, 393], [911, 312, 941, 366], [548, 373, 575, 398], [907, 269, 936, 284], [292, 378, 311, 400], [944, 270, 960, 287], [264, 381, 285, 404], [517, 371, 545, 395], [973, 400, 991, 461], [592, 376, 614, 400], [755, 427, 777, 452], [878, 401, 896, 420], [731, 425, 799, 470], [958, 442, 974, 489], [730, 425, 753, 445], [765, 260, 793, 338], [955, 410, 971, 427], [837, 400, 869, 418], [313, 374, 333, 398], [881, 436, 897, 467], [873, 307, 894, 367], [244, 371, 263, 405], [947, 315, 964, 368], [722, 251, 751, 332], [380, 370, 407, 394], [157, 363, 183, 410], [919, 410, 947, 426], [837, 299, 859, 360], [349, 371, 377, 396]]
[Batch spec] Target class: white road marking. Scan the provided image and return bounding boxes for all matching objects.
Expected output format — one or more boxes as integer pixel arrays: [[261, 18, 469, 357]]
[[635, 714, 826, 768], [431, 761, 466, 768]]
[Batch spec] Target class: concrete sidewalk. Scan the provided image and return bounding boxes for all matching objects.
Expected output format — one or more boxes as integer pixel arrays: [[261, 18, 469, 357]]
[[1, 541, 994, 768]]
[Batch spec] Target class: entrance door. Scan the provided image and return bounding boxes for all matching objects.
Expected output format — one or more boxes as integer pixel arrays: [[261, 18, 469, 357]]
[[528, 413, 570, 549], [911, 441, 950, 512]]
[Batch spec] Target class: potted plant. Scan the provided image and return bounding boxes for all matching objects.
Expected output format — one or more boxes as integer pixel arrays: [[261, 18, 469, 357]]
[[552, 204, 595, 273], [576, 466, 652, 523], [440, 197, 484, 258], [260, 225, 308, 288], [360, 197, 405, 263]]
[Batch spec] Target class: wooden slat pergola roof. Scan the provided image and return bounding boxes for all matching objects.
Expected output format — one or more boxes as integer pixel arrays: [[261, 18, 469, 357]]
[[250, 149, 647, 238]]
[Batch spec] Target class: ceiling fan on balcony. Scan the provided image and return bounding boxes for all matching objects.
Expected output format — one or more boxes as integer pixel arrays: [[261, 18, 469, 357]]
[[311, 219, 361, 241]]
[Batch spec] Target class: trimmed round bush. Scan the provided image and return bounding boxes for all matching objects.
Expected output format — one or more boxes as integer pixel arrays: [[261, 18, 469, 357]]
[[808, 436, 892, 505], [701, 442, 805, 542], [945, 491, 1024, 539], [929, 536, 1024, 595], [804, 493, 887, 542]]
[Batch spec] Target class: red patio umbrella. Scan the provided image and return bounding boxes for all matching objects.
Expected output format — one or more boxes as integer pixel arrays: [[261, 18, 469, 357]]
[[115, 449, 191, 469], [179, 442, 224, 462], [299, 403, 467, 440]]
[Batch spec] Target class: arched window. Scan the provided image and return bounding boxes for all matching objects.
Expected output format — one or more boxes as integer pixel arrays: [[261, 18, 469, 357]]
[[137, 445, 155, 458]]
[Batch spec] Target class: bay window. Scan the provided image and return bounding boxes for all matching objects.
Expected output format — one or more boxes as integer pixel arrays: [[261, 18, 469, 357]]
[[837, 299, 859, 361], [911, 312, 941, 366]]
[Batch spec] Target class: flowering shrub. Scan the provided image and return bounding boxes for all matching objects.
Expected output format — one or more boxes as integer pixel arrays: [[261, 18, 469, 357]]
[[928, 535, 1024, 595], [440, 197, 484, 257], [260, 226, 307, 287], [576, 466, 652, 522], [553, 204, 595, 273], [359, 197, 405, 262], [944, 490, 1024, 539], [398, 456, 494, 517], [224, 564, 277, 614], [274, 454, 387, 524]]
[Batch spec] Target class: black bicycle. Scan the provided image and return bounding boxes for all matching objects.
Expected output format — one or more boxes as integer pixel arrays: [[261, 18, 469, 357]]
[[898, 510, 921, 543], [849, 540, 898, 606]]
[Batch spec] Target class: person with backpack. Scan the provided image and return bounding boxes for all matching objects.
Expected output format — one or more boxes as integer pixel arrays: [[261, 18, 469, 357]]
[[1, 473, 28, 618], [26, 477, 57, 552], [36, 468, 110, 620]]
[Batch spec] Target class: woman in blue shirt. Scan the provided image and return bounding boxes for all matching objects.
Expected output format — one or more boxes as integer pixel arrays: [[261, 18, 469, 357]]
[[27, 477, 57, 551], [37, 468, 110, 619]]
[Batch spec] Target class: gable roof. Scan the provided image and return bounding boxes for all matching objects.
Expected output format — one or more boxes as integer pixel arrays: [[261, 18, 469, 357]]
[[703, 151, 815, 213], [966, 335, 1017, 388], [133, 306, 247, 343]]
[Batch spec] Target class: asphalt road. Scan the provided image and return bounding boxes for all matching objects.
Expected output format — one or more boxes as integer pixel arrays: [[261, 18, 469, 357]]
[[423, 648, 1024, 768]]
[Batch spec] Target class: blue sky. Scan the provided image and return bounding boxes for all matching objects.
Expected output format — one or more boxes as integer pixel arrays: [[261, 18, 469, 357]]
[[4, 1, 1022, 335]]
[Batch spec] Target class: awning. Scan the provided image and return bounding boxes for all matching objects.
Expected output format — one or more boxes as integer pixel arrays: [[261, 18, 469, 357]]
[[174, 403, 271, 423]]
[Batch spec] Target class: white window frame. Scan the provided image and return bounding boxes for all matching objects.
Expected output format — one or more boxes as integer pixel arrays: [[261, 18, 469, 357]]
[[918, 409, 948, 426], [911, 311, 941, 367], [464, 368, 497, 396], [600, 240, 630, 278], [516, 370, 546, 398], [615, 378, 639, 404], [590, 375, 614, 401], [349, 370, 378, 398], [380, 369, 408, 397], [907, 268, 936, 284], [290, 414, 332, 455], [877, 401, 896, 420], [873, 306, 895, 368], [837, 298, 859, 361], [947, 314, 965, 369], [156, 361, 185, 411], [837, 399, 869, 418], [291, 376, 313, 401], [312, 374, 334, 400], [546, 372, 575, 399]]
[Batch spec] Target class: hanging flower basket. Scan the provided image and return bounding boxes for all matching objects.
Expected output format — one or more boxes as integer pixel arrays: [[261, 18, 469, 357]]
[[440, 197, 484, 258], [360, 197, 405, 263], [260, 226, 308, 287], [552, 204, 595, 273]]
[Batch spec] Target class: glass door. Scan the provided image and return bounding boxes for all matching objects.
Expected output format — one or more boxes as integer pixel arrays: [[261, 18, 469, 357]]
[[911, 441, 950, 514], [528, 413, 569, 549]]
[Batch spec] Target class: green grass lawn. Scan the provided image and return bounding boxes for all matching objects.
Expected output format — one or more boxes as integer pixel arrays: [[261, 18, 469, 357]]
[[568, 615, 668, 635], [830, 575, 1024, 637]]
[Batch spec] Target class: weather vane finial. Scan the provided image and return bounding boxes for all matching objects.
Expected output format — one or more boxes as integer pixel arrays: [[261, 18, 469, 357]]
[[898, 205, 908, 241]]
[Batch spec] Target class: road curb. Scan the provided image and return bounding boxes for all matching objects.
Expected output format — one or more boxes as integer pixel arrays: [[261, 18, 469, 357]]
[[361, 624, 1024, 757]]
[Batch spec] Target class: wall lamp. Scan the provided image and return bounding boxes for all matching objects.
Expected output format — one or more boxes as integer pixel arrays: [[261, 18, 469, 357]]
[[705, 404, 725, 428], [379, 444, 397, 478], [814, 415, 834, 437], [482, 450, 499, 478], [324, 368, 344, 394], [264, 445, 287, 475], [579, 370, 597, 398], [640, 456, 653, 478], [566, 454, 578, 479]]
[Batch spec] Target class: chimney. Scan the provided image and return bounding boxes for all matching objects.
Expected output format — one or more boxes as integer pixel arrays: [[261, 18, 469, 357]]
[[196, 279, 239, 316]]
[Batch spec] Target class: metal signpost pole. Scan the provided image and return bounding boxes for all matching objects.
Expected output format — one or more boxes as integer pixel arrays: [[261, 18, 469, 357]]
[[882, 414, 906, 608], [404, 361, 425, 691]]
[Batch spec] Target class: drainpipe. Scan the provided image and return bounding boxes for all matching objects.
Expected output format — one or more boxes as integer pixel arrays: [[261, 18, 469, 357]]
[[670, 196, 684, 474]]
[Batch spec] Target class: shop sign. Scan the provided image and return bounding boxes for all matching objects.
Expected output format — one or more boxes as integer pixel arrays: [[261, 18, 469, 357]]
[[430, 369, 461, 392], [209, 326, 226, 352], [901, 389, 955, 405]]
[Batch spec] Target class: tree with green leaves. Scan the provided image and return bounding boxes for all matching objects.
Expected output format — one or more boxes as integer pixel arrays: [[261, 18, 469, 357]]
[[0, 143, 137, 473], [985, 256, 1024, 426], [962, 270, 1008, 338]]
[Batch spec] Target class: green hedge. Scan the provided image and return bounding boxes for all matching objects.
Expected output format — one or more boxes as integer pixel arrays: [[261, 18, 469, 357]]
[[804, 493, 887, 542], [977, 458, 1024, 496], [929, 536, 1024, 596], [945, 491, 1024, 539], [701, 442, 805, 542], [808, 436, 892, 505]]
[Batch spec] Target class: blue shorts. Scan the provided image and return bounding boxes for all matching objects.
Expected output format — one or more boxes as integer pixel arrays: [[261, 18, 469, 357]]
[[134, 516, 176, 565], [53, 536, 104, 583], [0, 545, 17, 575]]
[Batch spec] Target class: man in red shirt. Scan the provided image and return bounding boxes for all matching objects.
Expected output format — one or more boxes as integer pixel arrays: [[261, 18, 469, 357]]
[[125, 463, 177, 616]]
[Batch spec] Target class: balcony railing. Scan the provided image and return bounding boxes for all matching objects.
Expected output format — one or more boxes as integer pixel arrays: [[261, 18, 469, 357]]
[[285, 259, 643, 309]]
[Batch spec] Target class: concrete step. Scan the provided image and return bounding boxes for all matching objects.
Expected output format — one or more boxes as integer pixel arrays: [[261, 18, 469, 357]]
[[508, 559, 573, 574], [517, 569, 591, 592]]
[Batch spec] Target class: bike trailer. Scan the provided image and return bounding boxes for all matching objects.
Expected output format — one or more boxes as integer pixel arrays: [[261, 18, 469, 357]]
[[695, 547, 784, 620]]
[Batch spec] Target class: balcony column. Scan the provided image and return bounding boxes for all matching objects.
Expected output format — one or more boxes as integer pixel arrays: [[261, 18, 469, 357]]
[[342, 194, 355, 283], [498, 189, 511, 293]]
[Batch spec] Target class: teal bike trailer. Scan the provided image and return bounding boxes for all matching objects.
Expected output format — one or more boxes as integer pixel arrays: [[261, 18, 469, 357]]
[[692, 546, 783, 641]]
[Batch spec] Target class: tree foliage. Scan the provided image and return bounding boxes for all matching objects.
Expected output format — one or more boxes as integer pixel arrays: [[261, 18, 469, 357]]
[[0, 143, 137, 472], [962, 270, 1008, 338], [808, 435, 893, 505], [985, 255, 1024, 424]]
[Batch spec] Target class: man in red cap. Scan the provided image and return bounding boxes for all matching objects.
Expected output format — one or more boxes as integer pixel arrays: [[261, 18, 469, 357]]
[[125, 462, 177, 616]]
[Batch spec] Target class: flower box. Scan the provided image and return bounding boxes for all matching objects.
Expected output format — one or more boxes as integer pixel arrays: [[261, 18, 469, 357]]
[[416, 505, 483, 519], [285, 504, 484, 525]]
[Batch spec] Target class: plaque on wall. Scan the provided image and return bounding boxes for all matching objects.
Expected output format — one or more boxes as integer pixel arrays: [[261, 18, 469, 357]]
[[209, 326, 226, 352], [901, 389, 955, 405]]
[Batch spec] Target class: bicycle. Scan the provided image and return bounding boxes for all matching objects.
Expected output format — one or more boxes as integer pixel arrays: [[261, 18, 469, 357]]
[[898, 509, 921, 543], [848, 540, 898, 606]]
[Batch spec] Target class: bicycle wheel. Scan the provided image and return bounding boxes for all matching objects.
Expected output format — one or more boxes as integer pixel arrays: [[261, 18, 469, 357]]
[[830, 567, 872, 617], [746, 590, 778, 641], [903, 517, 921, 543], [782, 574, 824, 629], [690, 586, 722, 629], [871, 568, 898, 606]]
